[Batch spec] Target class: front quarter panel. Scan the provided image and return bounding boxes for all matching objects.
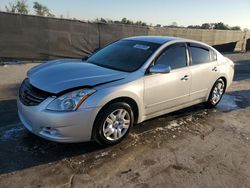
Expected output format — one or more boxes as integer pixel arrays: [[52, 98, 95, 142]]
[[78, 78, 144, 123]]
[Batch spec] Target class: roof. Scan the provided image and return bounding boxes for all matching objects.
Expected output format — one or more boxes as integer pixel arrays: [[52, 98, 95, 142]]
[[124, 36, 180, 44]]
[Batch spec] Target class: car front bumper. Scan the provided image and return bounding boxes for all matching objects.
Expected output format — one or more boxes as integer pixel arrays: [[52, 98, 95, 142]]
[[17, 97, 101, 143]]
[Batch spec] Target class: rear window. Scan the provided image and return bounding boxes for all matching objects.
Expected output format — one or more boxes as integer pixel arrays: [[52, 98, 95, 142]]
[[210, 50, 217, 61], [190, 46, 211, 65]]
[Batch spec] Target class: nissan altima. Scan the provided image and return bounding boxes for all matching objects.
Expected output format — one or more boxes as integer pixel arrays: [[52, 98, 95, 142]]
[[17, 36, 234, 145]]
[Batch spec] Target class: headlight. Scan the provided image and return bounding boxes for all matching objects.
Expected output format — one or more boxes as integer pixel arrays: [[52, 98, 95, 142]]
[[46, 89, 96, 111]]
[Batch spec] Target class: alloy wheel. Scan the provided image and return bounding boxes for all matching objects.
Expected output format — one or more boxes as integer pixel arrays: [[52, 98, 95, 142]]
[[102, 109, 131, 141], [211, 80, 225, 105]]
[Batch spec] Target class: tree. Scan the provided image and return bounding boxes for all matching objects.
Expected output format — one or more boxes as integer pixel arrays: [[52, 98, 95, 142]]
[[33, 1, 55, 17], [121, 17, 133, 25], [187, 22, 241, 30], [5, 2, 16, 12], [187, 25, 201, 29], [5, 0, 29, 14], [169, 22, 178, 28], [213, 22, 229, 30], [230, 26, 241, 30], [135, 20, 147, 26], [201, 23, 211, 29], [100, 18, 107, 23], [95, 18, 107, 23]]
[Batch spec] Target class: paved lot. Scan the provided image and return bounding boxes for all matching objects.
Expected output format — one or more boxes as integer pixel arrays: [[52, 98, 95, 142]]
[[0, 53, 250, 187]]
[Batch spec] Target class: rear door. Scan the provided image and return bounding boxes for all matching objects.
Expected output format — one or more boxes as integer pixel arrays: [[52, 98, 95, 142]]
[[188, 43, 219, 100]]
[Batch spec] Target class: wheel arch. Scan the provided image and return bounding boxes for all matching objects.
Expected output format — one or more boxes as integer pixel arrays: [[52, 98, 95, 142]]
[[91, 96, 140, 140], [206, 76, 227, 101], [219, 76, 227, 89]]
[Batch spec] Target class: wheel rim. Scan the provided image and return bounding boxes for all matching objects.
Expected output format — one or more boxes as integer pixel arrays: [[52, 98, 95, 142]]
[[211, 81, 225, 105], [102, 109, 131, 141]]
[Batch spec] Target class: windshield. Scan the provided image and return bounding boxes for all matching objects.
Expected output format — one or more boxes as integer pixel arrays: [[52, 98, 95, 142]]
[[87, 40, 160, 72]]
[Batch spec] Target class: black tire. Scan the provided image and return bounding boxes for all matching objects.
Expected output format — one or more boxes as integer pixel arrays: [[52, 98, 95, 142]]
[[93, 102, 134, 146], [206, 78, 226, 108]]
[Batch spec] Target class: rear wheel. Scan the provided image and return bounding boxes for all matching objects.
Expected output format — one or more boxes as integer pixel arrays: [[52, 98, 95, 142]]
[[93, 102, 134, 146], [206, 78, 225, 107]]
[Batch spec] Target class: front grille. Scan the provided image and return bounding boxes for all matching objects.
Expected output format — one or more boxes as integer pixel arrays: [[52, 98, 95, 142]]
[[19, 79, 51, 106]]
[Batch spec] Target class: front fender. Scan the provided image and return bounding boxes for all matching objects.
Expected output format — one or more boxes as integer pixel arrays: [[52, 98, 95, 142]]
[[79, 79, 144, 123]]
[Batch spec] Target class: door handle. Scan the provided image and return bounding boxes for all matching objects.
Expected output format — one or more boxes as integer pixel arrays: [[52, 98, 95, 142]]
[[212, 67, 217, 71], [181, 75, 189, 81]]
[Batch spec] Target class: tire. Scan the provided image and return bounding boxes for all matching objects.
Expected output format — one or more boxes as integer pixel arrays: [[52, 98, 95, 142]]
[[93, 102, 134, 146], [206, 78, 226, 108]]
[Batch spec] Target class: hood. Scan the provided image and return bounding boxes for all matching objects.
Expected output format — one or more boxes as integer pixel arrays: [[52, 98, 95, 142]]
[[27, 59, 128, 94]]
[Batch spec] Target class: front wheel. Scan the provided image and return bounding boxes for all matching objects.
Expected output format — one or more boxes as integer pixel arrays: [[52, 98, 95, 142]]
[[93, 102, 134, 146], [206, 78, 226, 107]]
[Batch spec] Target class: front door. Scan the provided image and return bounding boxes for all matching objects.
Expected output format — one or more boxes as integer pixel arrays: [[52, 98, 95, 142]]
[[144, 43, 191, 116]]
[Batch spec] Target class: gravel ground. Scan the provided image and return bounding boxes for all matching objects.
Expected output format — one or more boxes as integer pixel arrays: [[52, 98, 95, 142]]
[[0, 53, 250, 187]]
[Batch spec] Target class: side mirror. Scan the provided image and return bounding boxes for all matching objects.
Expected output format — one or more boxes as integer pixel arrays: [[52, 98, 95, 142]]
[[149, 64, 171, 74], [93, 47, 100, 53], [82, 55, 89, 61], [82, 47, 101, 61]]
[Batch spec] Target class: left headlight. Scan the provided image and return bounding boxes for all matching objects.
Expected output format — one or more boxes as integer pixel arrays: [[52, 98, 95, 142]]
[[46, 89, 96, 111]]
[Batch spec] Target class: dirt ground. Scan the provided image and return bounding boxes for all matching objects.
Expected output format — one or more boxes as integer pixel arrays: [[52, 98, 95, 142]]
[[0, 53, 250, 188]]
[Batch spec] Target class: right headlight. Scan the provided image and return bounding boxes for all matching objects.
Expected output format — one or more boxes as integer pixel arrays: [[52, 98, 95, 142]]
[[46, 89, 96, 112]]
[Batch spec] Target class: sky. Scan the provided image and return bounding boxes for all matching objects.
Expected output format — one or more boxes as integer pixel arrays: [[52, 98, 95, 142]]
[[0, 0, 249, 29]]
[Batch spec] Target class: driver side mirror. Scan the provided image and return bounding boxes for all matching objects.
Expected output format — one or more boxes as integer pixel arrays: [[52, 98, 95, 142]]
[[82, 47, 101, 61], [82, 55, 89, 61], [149, 64, 171, 74]]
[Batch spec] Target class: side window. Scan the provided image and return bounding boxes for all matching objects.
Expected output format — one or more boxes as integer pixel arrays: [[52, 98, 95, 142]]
[[210, 50, 217, 61], [155, 44, 187, 70], [190, 45, 211, 65]]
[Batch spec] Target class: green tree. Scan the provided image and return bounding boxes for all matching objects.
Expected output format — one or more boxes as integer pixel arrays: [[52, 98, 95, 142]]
[[213, 22, 230, 30], [230, 26, 241, 30], [187, 25, 201, 29], [5, 2, 16, 12], [201, 23, 211, 29], [121, 17, 133, 25], [5, 0, 29, 14], [168, 22, 178, 28], [33, 1, 55, 17], [135, 20, 147, 26], [100, 18, 107, 23]]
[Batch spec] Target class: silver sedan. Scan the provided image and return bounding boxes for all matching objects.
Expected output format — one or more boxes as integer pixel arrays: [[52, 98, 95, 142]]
[[17, 36, 234, 145]]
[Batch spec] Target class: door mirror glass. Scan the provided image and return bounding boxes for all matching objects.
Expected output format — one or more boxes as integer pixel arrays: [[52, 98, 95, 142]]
[[92, 47, 100, 54], [82, 55, 89, 61], [82, 47, 101, 61], [149, 64, 171, 74]]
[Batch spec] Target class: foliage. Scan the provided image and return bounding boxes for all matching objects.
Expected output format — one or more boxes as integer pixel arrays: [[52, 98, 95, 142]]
[[168, 22, 178, 28], [188, 22, 241, 31], [230, 26, 241, 30], [94, 18, 241, 30], [213, 22, 229, 30], [95, 17, 147, 26], [187, 25, 201, 29], [5, 0, 29, 14], [33, 2, 55, 17], [201, 23, 211, 29], [3, 1, 244, 31]]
